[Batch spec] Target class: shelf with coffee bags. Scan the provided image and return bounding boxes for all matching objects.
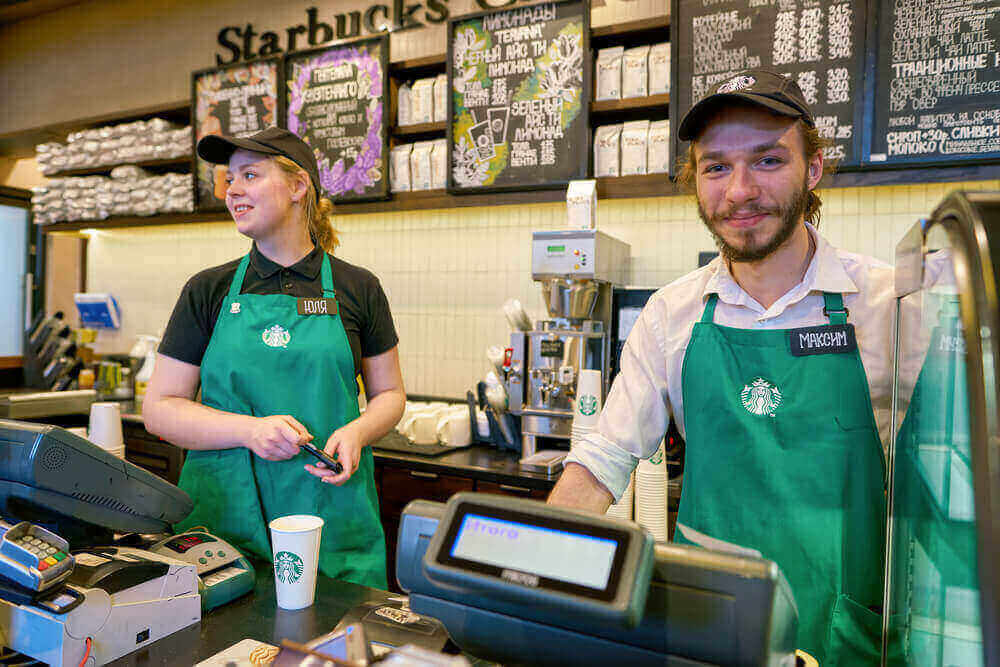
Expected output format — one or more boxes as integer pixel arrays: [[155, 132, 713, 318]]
[[47, 157, 193, 179], [40, 210, 231, 234]]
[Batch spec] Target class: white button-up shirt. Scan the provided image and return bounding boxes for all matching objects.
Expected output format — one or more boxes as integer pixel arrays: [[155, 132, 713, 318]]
[[566, 224, 896, 501]]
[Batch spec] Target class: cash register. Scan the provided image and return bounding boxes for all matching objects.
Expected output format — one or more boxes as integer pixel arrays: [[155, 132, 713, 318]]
[[396, 493, 798, 666], [0, 419, 253, 664]]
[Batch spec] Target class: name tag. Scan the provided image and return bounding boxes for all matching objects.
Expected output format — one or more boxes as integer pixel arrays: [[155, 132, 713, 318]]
[[789, 324, 857, 356], [297, 298, 339, 316]]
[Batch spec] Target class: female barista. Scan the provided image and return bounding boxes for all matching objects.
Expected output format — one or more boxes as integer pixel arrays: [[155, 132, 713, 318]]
[[144, 127, 404, 589]]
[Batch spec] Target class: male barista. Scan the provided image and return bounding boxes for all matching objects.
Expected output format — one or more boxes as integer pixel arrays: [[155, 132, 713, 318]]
[[548, 70, 894, 664]]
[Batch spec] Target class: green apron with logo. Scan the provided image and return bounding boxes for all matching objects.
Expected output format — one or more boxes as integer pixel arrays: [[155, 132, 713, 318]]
[[175, 252, 387, 589], [676, 292, 886, 664]]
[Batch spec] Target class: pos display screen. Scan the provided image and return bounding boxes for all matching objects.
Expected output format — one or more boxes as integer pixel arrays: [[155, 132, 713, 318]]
[[436, 501, 629, 602]]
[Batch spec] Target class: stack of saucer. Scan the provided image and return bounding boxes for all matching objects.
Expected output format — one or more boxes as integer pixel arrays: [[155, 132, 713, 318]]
[[635, 440, 668, 542], [606, 472, 634, 522], [570, 369, 603, 448]]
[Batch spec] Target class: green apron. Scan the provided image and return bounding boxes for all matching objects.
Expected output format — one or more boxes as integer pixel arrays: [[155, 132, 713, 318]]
[[676, 292, 886, 664], [175, 252, 387, 589]]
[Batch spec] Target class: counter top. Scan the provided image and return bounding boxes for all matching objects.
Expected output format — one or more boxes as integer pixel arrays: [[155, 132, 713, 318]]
[[111, 560, 395, 665]]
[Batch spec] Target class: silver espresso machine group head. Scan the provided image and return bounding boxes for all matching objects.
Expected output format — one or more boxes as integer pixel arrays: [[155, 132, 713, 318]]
[[506, 230, 630, 458]]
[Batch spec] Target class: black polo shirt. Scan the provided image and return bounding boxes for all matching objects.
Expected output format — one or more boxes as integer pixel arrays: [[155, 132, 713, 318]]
[[159, 244, 398, 377]]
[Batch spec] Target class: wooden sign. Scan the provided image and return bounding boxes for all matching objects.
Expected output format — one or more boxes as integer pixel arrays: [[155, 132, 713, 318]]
[[192, 58, 280, 212], [447, 0, 590, 193]]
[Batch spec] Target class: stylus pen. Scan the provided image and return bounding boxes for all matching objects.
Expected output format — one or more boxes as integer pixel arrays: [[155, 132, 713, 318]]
[[301, 442, 344, 475]]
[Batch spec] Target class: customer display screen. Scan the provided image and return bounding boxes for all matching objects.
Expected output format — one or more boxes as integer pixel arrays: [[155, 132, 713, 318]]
[[437, 502, 629, 602]]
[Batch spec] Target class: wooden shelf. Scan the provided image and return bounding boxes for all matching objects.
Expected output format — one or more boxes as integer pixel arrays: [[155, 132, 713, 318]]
[[48, 156, 192, 178], [41, 210, 230, 233], [591, 16, 670, 47], [597, 173, 677, 198], [0, 101, 190, 159], [591, 93, 670, 114], [332, 187, 566, 214], [389, 54, 446, 79], [393, 122, 446, 138]]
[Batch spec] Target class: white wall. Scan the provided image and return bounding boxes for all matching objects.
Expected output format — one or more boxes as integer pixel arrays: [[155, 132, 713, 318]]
[[83, 178, 1000, 397]]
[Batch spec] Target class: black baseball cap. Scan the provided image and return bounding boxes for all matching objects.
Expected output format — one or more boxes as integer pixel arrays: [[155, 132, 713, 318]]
[[678, 69, 815, 141], [197, 127, 322, 194]]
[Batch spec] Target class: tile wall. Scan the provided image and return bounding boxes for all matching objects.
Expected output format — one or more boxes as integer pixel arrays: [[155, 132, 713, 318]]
[[84, 178, 1000, 396]]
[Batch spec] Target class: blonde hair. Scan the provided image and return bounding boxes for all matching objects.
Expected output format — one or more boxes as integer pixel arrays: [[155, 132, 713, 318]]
[[675, 114, 836, 227], [272, 155, 340, 252]]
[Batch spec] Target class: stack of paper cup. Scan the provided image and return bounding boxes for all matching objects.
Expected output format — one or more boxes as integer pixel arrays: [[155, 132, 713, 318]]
[[88, 402, 125, 459], [606, 471, 634, 521], [269, 515, 324, 610], [571, 369, 603, 447], [635, 440, 668, 542]]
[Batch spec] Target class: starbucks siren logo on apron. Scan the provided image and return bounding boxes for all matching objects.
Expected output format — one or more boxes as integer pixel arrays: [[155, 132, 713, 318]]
[[274, 551, 304, 583], [741, 377, 782, 417], [262, 324, 291, 348]]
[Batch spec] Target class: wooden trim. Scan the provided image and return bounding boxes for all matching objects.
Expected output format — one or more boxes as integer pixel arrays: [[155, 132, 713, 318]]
[[0, 186, 31, 204], [48, 156, 192, 178], [591, 94, 670, 114], [332, 187, 565, 214], [393, 122, 447, 138], [390, 54, 447, 74], [597, 174, 678, 198], [591, 16, 670, 39], [0, 357, 23, 370], [42, 210, 232, 233]]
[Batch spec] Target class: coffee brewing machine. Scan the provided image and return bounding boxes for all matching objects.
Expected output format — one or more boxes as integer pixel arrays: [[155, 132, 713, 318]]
[[505, 231, 630, 457]]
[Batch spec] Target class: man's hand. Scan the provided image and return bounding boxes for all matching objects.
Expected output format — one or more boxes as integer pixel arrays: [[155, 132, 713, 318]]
[[246, 415, 311, 460], [305, 423, 365, 485]]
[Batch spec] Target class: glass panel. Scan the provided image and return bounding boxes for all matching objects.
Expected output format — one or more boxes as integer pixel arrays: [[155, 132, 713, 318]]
[[0, 204, 29, 357], [888, 225, 983, 665]]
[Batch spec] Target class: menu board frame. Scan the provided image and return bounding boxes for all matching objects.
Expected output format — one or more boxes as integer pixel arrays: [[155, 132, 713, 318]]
[[281, 35, 391, 203], [191, 56, 281, 213], [669, 0, 869, 176], [446, 0, 591, 195], [864, 0, 1000, 167]]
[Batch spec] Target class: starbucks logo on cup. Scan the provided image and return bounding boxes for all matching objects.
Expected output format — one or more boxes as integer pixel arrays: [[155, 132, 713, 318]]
[[578, 394, 599, 416], [274, 551, 304, 584]]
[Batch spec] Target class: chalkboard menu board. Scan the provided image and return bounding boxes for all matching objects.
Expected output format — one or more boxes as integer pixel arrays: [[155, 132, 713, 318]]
[[868, 0, 1000, 166], [283, 36, 390, 202], [192, 59, 280, 212], [671, 0, 866, 170], [447, 0, 589, 193]]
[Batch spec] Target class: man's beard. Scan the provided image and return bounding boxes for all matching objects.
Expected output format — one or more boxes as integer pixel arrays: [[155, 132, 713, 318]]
[[698, 183, 811, 263]]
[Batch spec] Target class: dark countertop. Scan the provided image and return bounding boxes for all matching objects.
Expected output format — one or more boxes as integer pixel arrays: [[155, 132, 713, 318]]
[[110, 559, 395, 665]]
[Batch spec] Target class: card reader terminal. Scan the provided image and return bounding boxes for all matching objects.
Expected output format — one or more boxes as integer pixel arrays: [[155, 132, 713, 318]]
[[0, 520, 74, 592], [149, 531, 255, 610]]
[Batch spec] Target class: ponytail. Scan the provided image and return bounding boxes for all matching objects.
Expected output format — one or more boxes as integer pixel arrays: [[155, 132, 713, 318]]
[[272, 156, 340, 252]]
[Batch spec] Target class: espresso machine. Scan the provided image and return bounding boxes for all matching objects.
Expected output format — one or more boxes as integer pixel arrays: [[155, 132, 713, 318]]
[[505, 230, 630, 457]]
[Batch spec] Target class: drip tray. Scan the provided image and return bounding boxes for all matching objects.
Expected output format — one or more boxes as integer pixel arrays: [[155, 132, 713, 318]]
[[374, 430, 472, 457]]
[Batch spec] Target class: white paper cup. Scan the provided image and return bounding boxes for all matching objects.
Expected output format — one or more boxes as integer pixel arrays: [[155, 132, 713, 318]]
[[269, 515, 324, 610], [88, 402, 124, 451], [573, 370, 603, 427]]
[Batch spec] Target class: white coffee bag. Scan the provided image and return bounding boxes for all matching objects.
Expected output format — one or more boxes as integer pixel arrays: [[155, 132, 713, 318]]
[[397, 82, 412, 127], [433, 74, 448, 123], [595, 47, 624, 101], [621, 120, 650, 176], [566, 179, 597, 230], [430, 139, 448, 190], [391, 144, 413, 192], [622, 45, 650, 99], [411, 78, 435, 125], [647, 120, 670, 174], [410, 141, 434, 191], [649, 42, 670, 95], [593, 124, 623, 178]]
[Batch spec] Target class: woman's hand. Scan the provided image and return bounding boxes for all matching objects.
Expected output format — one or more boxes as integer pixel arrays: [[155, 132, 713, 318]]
[[304, 423, 365, 485], [246, 415, 312, 460]]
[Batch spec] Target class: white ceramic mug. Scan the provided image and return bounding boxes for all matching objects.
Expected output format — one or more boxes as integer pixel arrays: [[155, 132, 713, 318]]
[[436, 408, 472, 447]]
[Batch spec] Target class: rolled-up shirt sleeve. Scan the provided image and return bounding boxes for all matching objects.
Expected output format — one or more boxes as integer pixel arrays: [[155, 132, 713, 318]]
[[565, 299, 672, 501]]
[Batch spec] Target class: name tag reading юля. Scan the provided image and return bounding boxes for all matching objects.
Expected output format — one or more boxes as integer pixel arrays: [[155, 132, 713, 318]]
[[297, 298, 339, 316], [788, 324, 857, 356]]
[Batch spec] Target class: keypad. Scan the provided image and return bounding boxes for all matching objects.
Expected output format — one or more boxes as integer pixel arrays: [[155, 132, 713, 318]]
[[13, 535, 66, 573]]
